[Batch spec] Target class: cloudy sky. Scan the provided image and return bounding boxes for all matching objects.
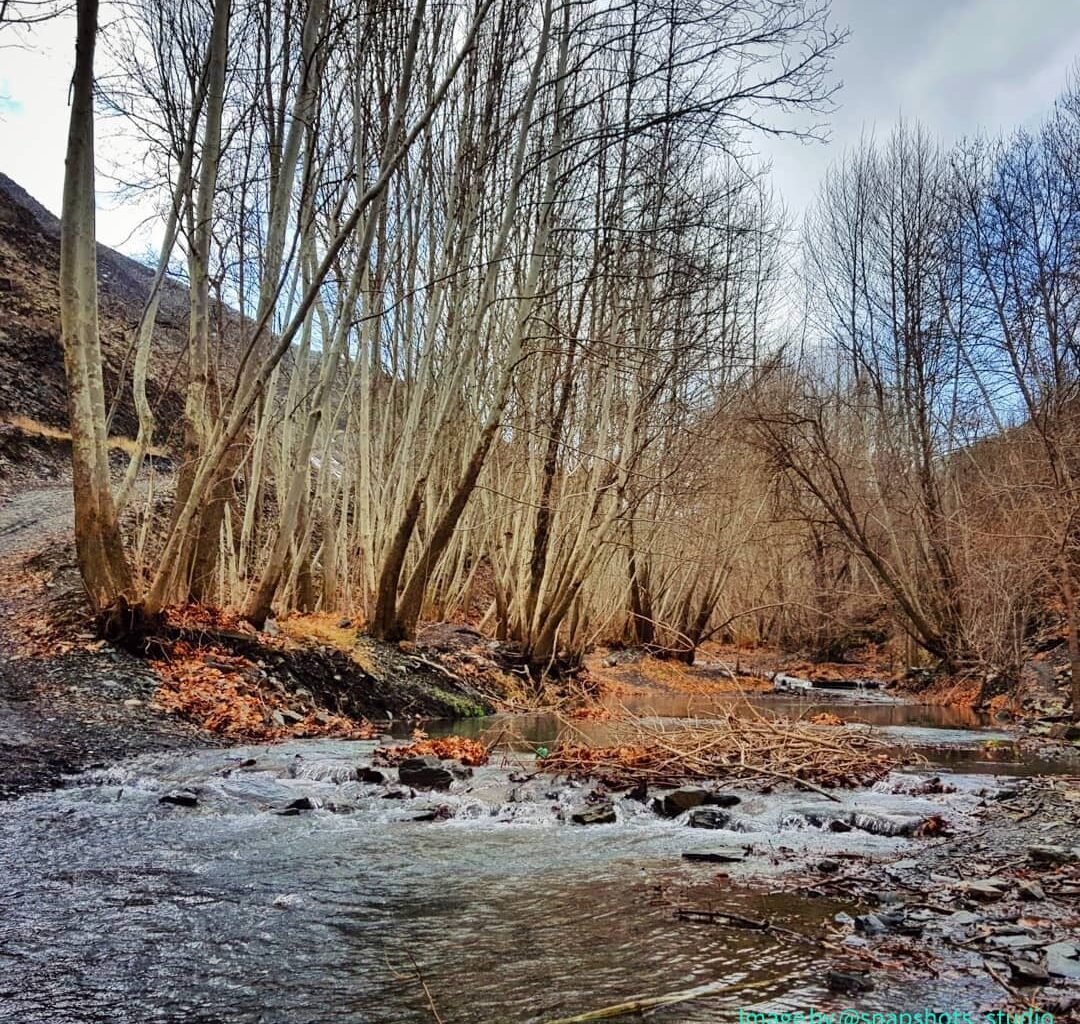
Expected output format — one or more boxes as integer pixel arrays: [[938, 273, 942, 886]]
[[762, 0, 1080, 222], [2, 0, 1080, 254]]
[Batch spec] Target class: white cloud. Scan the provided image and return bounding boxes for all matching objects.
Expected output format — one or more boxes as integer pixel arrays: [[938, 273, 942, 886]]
[[761, 0, 1080, 223], [0, 10, 159, 254]]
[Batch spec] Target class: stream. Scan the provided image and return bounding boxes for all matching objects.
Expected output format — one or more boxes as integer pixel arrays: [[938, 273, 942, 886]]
[[1, 694, 1075, 1023]]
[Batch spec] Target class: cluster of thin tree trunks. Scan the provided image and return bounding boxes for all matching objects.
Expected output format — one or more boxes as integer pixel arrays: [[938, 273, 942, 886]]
[[5, 0, 1076, 703]]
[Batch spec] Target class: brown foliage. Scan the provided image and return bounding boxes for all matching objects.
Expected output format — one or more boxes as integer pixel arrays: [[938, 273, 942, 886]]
[[152, 640, 375, 740], [373, 736, 490, 766]]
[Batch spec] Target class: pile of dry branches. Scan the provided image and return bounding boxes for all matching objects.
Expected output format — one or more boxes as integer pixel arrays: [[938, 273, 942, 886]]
[[540, 710, 905, 792], [374, 736, 491, 767]]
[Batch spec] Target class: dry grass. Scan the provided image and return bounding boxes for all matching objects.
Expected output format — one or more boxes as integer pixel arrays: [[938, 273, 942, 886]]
[[0, 414, 167, 456], [277, 612, 379, 674], [588, 652, 773, 698]]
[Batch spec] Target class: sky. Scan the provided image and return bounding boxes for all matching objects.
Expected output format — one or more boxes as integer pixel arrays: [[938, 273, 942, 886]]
[[2, 0, 1080, 255], [761, 0, 1080, 224]]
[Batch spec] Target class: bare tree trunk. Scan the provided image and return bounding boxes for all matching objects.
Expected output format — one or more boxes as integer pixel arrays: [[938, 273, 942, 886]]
[[60, 0, 133, 611], [168, 0, 231, 601], [1060, 553, 1080, 723]]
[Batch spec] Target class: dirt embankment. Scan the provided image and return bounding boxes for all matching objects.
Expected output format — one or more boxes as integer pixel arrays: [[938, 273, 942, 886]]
[[0, 481, 518, 800]]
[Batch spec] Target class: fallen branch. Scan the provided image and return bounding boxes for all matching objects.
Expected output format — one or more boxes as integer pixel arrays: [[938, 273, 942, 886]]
[[540, 704, 901, 791], [540, 975, 779, 1024]]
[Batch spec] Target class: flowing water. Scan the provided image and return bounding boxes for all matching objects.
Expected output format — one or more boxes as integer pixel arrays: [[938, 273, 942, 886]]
[[1, 689, 1072, 1023]]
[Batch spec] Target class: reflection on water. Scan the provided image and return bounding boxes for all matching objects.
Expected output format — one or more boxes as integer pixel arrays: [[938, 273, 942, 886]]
[[0, 742, 995, 1023], [411, 694, 1074, 778], [417, 692, 989, 745]]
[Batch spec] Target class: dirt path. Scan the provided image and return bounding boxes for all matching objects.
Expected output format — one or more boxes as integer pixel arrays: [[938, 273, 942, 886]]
[[0, 481, 74, 558], [0, 479, 213, 800]]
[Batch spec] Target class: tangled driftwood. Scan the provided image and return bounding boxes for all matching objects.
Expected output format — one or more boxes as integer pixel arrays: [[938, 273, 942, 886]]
[[539, 705, 905, 794]]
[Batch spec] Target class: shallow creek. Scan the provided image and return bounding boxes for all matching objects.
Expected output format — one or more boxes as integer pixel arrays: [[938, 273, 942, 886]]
[[0, 694, 1071, 1023]]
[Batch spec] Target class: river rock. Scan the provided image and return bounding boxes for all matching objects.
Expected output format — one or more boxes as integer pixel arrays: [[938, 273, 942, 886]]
[[705, 791, 742, 808], [945, 911, 982, 926], [657, 787, 710, 816], [825, 970, 873, 994], [358, 767, 386, 784], [682, 849, 746, 863], [961, 877, 1009, 901], [1028, 844, 1078, 866], [1044, 942, 1080, 980], [986, 934, 1042, 951], [788, 804, 836, 827], [570, 802, 616, 825], [854, 914, 887, 936], [398, 756, 454, 790], [277, 796, 323, 816], [1009, 959, 1050, 985], [287, 796, 321, 811], [413, 805, 454, 822], [159, 789, 198, 807], [1017, 880, 1046, 900], [688, 807, 760, 832], [848, 811, 928, 837]]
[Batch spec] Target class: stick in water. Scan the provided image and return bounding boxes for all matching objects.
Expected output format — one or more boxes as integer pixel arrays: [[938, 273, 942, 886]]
[[540, 975, 778, 1023]]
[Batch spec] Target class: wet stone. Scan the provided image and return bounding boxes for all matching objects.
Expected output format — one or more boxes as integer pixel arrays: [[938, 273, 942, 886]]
[[705, 792, 742, 808], [570, 802, 616, 826], [826, 970, 873, 994], [688, 807, 760, 832], [656, 787, 710, 816], [159, 789, 198, 807], [277, 796, 321, 815], [398, 756, 454, 791], [682, 849, 747, 864], [413, 805, 454, 822], [357, 767, 386, 784], [848, 811, 929, 837]]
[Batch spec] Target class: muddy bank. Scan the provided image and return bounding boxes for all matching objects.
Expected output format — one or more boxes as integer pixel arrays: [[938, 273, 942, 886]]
[[0, 646, 216, 801], [0, 490, 510, 800]]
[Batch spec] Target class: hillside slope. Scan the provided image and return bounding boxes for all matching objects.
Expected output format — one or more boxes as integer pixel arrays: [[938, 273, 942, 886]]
[[0, 171, 192, 444]]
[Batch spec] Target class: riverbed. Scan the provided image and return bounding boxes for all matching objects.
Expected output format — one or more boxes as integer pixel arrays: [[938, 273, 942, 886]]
[[0, 694, 1075, 1023]]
